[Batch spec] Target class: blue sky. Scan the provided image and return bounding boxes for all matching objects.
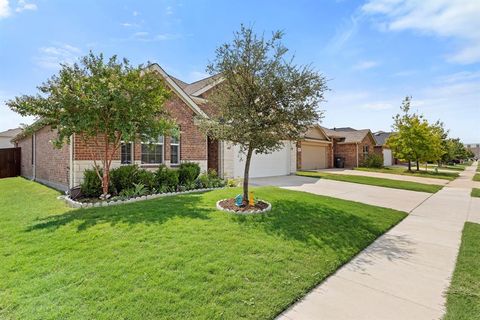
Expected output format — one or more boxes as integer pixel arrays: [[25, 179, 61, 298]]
[[1, 0, 479, 142]]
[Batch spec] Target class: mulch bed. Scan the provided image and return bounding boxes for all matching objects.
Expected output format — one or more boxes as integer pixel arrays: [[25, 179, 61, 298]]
[[218, 198, 269, 212]]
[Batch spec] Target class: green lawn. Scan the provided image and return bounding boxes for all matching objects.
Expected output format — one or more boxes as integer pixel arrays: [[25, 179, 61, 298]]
[[427, 164, 466, 171], [444, 222, 480, 320], [296, 171, 443, 193], [474, 174, 480, 182], [0, 177, 406, 320], [354, 166, 459, 180], [471, 188, 480, 198]]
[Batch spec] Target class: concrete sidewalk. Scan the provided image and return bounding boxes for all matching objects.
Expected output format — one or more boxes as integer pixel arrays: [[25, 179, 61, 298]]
[[277, 163, 478, 320]]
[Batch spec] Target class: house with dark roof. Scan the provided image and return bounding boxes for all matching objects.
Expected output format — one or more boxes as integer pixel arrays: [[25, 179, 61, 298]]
[[321, 127, 377, 168], [373, 131, 395, 166]]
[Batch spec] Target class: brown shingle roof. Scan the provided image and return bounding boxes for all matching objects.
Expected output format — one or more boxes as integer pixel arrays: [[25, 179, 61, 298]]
[[321, 126, 372, 143], [0, 128, 22, 137]]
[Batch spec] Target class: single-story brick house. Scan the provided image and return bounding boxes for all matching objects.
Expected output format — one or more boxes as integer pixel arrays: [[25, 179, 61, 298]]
[[13, 64, 299, 191], [373, 131, 395, 167], [319, 127, 377, 168], [295, 126, 378, 169]]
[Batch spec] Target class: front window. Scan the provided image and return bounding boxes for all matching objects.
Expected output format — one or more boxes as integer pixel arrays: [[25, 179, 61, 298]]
[[363, 145, 369, 156], [120, 142, 133, 164], [141, 136, 164, 164], [170, 135, 180, 165]]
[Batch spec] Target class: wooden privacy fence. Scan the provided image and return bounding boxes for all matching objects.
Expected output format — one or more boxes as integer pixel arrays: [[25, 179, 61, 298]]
[[0, 148, 21, 179]]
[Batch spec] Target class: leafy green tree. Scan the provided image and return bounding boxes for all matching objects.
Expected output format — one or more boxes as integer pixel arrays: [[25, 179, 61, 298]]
[[8, 52, 173, 196], [387, 96, 444, 171], [199, 25, 328, 203]]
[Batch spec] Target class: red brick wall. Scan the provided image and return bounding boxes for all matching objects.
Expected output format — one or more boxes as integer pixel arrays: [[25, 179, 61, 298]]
[[16, 126, 70, 190], [34, 126, 70, 189], [327, 143, 334, 168], [74, 95, 208, 165], [333, 134, 376, 168], [16, 135, 33, 178], [334, 143, 358, 168]]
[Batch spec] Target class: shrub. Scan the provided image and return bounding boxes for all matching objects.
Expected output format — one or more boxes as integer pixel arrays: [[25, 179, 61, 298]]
[[80, 168, 103, 197], [137, 169, 156, 191], [196, 169, 226, 188], [155, 165, 179, 192], [110, 165, 139, 194], [178, 162, 201, 185], [361, 154, 383, 168]]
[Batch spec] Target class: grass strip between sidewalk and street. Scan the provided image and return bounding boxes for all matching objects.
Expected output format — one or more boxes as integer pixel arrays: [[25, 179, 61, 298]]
[[471, 188, 480, 198], [444, 222, 480, 320], [354, 167, 458, 180], [296, 171, 443, 193]]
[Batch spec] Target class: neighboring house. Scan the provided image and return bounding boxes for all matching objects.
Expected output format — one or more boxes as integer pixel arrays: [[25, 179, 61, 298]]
[[465, 143, 480, 159], [12, 64, 297, 191], [321, 127, 377, 168], [0, 128, 22, 149], [373, 131, 394, 167], [296, 125, 333, 170]]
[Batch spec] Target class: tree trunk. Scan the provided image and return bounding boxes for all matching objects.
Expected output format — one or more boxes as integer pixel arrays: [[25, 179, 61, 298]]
[[416, 160, 420, 171], [408, 160, 411, 171], [102, 134, 110, 196], [243, 146, 254, 205]]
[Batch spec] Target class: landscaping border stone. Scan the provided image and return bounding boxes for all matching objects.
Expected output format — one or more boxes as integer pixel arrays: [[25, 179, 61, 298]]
[[59, 187, 228, 209], [216, 199, 272, 214]]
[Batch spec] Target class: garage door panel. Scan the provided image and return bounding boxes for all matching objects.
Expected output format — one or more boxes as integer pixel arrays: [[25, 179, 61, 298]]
[[233, 143, 291, 178], [301, 144, 327, 170]]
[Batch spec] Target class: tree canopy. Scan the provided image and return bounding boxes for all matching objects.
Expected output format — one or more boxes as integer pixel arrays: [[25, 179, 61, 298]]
[[387, 96, 445, 170], [198, 25, 328, 202], [8, 52, 173, 195]]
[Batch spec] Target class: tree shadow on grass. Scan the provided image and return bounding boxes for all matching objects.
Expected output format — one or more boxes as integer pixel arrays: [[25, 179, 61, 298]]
[[27, 193, 212, 232], [232, 198, 413, 263]]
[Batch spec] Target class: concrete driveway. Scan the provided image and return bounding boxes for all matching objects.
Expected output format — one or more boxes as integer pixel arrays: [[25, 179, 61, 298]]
[[314, 168, 449, 186], [251, 175, 432, 212]]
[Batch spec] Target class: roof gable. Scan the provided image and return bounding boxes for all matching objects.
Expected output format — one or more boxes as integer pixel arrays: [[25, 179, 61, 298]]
[[148, 64, 208, 118], [304, 125, 330, 141]]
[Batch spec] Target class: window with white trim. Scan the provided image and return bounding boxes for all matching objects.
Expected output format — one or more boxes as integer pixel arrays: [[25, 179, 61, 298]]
[[363, 145, 369, 157], [141, 136, 164, 164], [170, 135, 180, 165], [120, 141, 133, 164]]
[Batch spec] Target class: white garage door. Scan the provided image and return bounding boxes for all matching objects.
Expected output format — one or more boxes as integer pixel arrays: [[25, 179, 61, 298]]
[[233, 143, 292, 178], [383, 149, 393, 166], [301, 144, 327, 170]]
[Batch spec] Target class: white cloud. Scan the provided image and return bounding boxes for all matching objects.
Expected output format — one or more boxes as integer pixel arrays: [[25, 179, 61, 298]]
[[362, 0, 480, 64], [326, 14, 360, 53], [35, 44, 81, 69], [132, 10, 139, 16], [0, 0, 11, 18], [15, 0, 36, 12], [130, 32, 181, 42], [353, 60, 380, 70], [166, 6, 173, 15], [437, 70, 480, 83], [121, 22, 139, 27]]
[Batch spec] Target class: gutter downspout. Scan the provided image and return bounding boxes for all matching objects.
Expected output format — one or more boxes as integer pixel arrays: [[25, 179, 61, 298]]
[[32, 132, 36, 180], [356, 143, 359, 167], [69, 134, 74, 189]]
